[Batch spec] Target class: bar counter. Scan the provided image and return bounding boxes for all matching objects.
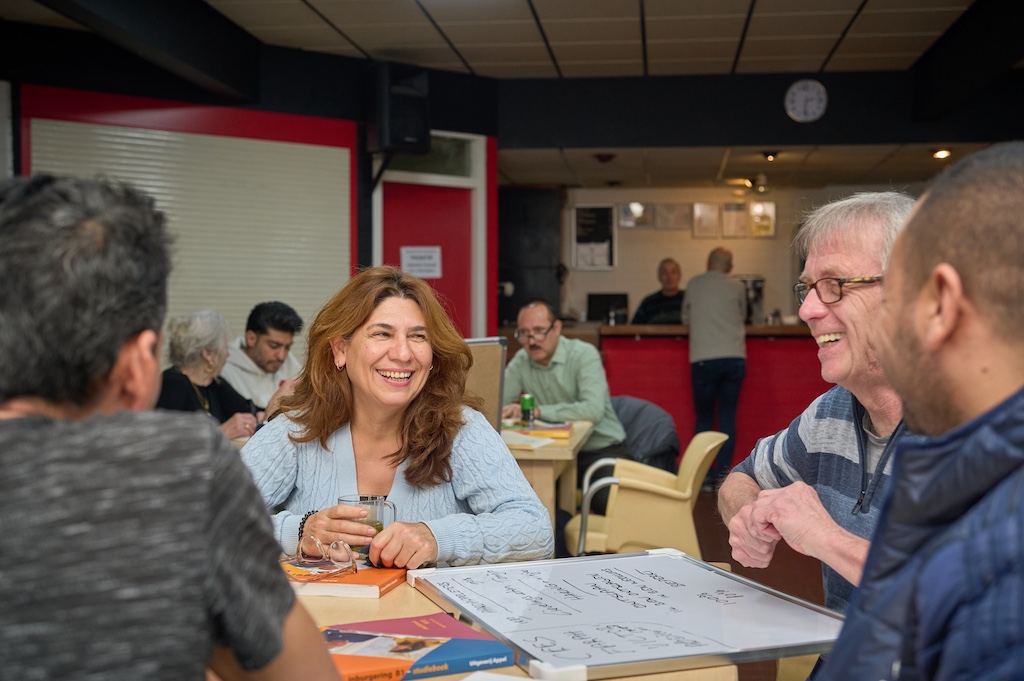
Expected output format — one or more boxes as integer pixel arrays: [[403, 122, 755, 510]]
[[598, 324, 829, 468]]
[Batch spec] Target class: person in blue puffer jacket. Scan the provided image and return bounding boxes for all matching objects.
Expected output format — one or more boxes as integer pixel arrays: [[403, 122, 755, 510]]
[[817, 141, 1024, 680]]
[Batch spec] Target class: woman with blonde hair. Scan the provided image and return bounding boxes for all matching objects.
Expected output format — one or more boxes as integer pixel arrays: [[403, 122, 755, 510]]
[[241, 266, 552, 568]]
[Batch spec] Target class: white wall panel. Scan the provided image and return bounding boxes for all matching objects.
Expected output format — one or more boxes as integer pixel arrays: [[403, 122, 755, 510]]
[[30, 118, 352, 362]]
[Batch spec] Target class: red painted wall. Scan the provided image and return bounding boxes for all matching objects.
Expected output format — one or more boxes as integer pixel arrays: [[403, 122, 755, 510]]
[[603, 335, 830, 466], [382, 182, 473, 336]]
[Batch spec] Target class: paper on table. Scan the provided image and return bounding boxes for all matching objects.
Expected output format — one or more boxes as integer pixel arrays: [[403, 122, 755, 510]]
[[500, 430, 555, 450]]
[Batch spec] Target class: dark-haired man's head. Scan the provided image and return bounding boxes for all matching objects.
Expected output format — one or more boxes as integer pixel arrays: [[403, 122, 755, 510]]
[[0, 175, 171, 410], [243, 301, 303, 374]]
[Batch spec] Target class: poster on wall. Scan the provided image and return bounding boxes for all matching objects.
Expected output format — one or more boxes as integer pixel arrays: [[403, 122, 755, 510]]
[[692, 202, 719, 238], [654, 203, 693, 230], [573, 205, 615, 270], [722, 202, 749, 238], [617, 202, 653, 228], [400, 245, 442, 278], [749, 201, 776, 237]]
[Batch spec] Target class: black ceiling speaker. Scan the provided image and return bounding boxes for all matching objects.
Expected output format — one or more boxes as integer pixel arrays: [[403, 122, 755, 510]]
[[367, 62, 431, 155]]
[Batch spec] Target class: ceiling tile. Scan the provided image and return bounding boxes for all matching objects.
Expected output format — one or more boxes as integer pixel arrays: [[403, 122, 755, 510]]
[[309, 0, 427, 26], [542, 18, 642, 42], [735, 57, 829, 73], [248, 26, 353, 49], [648, 41, 738, 60], [441, 22, 540, 43], [455, 44, 557, 63], [645, 0, 751, 16], [756, 0, 863, 12], [340, 23, 447, 47], [645, 16, 748, 40], [420, 0, 534, 22], [850, 8, 966, 33], [551, 43, 643, 62], [746, 13, 853, 37], [532, 0, 639, 21], [206, 1, 321, 27], [742, 36, 838, 58], [862, 0, 973, 10]]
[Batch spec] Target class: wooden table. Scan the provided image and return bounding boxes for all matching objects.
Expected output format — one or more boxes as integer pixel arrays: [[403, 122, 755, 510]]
[[509, 421, 593, 525], [299, 583, 737, 681]]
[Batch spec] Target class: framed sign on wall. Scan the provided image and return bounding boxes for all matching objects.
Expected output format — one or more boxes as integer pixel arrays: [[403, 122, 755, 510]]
[[572, 205, 615, 270]]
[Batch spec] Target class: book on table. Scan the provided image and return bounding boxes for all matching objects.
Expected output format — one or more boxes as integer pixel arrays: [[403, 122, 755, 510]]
[[280, 556, 407, 598], [322, 613, 514, 681], [502, 418, 573, 439]]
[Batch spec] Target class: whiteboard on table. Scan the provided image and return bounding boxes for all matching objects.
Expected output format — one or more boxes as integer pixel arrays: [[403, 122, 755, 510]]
[[409, 549, 842, 680]]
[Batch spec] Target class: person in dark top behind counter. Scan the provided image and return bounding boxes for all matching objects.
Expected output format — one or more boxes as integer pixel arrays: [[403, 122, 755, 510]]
[[632, 258, 684, 324]]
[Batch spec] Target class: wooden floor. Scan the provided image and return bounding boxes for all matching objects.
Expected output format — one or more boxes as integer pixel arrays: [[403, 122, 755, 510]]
[[693, 489, 824, 681]]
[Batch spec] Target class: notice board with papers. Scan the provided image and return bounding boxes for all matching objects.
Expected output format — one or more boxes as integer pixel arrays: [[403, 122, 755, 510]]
[[409, 549, 842, 680]]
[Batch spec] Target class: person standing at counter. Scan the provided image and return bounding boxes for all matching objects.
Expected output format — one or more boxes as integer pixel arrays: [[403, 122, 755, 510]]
[[502, 299, 629, 514], [682, 247, 747, 484], [718, 192, 917, 620], [632, 257, 684, 324]]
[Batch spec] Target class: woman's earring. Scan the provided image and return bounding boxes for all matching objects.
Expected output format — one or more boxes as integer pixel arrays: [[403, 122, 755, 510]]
[[429, 365, 434, 371]]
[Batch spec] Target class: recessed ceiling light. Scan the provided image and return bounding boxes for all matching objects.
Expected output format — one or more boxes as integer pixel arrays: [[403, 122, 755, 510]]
[[763, 151, 777, 162], [933, 149, 951, 159]]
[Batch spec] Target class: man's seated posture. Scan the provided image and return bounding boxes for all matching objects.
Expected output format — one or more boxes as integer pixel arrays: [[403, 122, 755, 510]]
[[818, 142, 1024, 680], [502, 299, 630, 514], [718, 192, 917, 616], [0, 175, 337, 680]]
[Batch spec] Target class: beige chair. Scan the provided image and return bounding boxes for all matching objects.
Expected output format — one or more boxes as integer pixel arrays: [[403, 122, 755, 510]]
[[564, 431, 728, 559], [464, 337, 507, 431]]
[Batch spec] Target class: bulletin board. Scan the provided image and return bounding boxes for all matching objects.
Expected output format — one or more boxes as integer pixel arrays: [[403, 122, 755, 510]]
[[409, 549, 842, 680], [572, 205, 615, 270]]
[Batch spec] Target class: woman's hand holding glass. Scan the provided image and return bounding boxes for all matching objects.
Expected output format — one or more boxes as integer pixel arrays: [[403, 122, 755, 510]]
[[302, 502, 438, 569]]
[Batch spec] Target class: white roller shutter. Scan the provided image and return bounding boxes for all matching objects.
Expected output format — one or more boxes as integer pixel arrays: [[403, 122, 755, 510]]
[[30, 118, 353, 363]]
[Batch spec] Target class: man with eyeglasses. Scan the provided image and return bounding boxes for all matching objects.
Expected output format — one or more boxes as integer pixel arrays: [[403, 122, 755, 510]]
[[813, 142, 1024, 681], [502, 299, 629, 516], [718, 191, 920, 621]]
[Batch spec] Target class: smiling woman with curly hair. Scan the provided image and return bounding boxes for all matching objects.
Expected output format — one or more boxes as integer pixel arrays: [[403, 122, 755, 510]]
[[241, 266, 553, 569]]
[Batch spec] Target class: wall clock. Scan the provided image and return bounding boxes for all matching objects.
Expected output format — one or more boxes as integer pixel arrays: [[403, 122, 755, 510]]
[[784, 79, 828, 123]]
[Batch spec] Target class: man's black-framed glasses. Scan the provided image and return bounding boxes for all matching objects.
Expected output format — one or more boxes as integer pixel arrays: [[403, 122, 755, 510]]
[[793, 276, 883, 306], [514, 322, 555, 342]]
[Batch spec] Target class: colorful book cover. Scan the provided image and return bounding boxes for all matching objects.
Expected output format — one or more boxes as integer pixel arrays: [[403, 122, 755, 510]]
[[322, 613, 514, 680], [280, 557, 407, 598]]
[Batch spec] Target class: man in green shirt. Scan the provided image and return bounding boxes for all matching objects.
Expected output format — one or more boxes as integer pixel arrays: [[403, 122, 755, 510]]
[[502, 299, 630, 515]]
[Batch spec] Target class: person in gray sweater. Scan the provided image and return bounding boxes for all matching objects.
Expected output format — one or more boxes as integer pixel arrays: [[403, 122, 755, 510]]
[[242, 266, 553, 569], [0, 175, 336, 681]]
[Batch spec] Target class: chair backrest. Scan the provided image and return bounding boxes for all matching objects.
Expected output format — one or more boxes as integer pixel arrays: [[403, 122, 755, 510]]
[[464, 336, 507, 431], [675, 431, 729, 498], [610, 395, 680, 473]]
